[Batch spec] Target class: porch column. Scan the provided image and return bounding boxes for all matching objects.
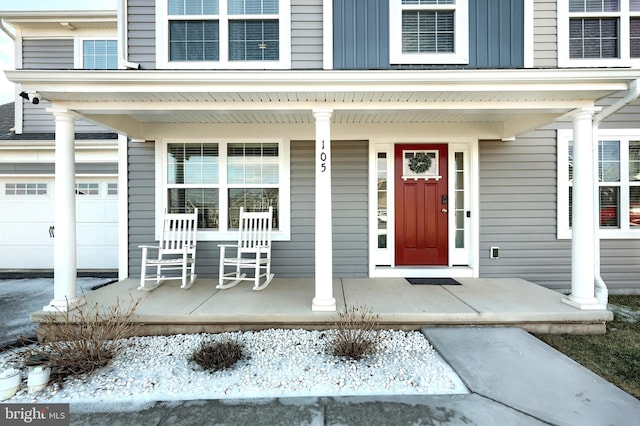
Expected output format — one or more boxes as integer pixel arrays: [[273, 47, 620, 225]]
[[312, 108, 336, 311], [45, 108, 82, 311], [563, 109, 602, 310]]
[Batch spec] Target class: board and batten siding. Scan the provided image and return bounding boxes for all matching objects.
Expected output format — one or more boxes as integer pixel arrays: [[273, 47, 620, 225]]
[[479, 131, 572, 290], [334, 0, 524, 70], [333, 0, 390, 70], [128, 139, 369, 278], [533, 0, 558, 68], [126, 0, 323, 69]]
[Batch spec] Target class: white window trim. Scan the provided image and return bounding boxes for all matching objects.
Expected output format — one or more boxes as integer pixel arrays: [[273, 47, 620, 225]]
[[557, 128, 640, 239], [389, 0, 469, 65], [558, 0, 640, 68], [74, 37, 118, 70], [156, 0, 291, 70], [157, 138, 291, 241]]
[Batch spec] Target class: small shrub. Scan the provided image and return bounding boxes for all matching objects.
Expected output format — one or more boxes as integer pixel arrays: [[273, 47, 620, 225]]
[[28, 296, 140, 381], [330, 305, 381, 360], [191, 339, 245, 372]]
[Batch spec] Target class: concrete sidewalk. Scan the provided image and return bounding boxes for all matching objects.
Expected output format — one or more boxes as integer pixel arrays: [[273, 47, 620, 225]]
[[69, 327, 640, 426]]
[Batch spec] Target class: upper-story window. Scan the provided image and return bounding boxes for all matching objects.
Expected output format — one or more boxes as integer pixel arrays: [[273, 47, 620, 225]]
[[389, 0, 469, 65], [558, 0, 640, 67], [82, 40, 118, 69], [157, 0, 291, 69]]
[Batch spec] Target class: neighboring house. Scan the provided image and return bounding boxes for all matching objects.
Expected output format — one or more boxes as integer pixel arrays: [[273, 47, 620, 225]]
[[0, 8, 121, 276], [1, 0, 639, 312]]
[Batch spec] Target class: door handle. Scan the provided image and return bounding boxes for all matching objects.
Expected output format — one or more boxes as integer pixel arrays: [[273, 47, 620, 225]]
[[441, 208, 448, 213], [49, 226, 55, 238]]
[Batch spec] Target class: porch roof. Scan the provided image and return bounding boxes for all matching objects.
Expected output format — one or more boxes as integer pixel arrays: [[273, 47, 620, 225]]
[[7, 68, 640, 140]]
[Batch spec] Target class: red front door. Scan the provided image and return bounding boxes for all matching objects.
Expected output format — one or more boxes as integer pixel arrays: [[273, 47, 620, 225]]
[[394, 144, 448, 265]]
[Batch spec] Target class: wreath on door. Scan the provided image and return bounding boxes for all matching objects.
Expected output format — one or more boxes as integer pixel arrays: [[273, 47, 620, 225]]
[[408, 152, 432, 174]]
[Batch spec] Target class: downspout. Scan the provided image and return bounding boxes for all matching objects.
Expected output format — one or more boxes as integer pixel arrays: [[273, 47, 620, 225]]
[[117, 0, 140, 69], [591, 79, 640, 305], [0, 19, 15, 41]]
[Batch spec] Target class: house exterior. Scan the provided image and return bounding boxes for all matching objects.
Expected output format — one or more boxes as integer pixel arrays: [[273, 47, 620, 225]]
[[2, 0, 640, 312], [0, 7, 121, 275]]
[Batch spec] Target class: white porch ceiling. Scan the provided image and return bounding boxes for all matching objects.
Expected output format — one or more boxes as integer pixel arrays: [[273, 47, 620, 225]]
[[7, 68, 640, 139]]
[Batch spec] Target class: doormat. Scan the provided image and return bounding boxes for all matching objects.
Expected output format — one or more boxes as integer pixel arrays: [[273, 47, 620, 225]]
[[406, 278, 462, 285]]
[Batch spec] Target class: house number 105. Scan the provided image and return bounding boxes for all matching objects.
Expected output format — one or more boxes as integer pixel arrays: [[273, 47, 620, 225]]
[[320, 140, 327, 172]]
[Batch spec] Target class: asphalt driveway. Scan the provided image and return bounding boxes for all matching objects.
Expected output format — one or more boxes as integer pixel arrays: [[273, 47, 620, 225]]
[[0, 277, 114, 349]]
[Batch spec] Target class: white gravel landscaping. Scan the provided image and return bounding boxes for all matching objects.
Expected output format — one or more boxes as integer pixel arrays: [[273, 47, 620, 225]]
[[0, 328, 468, 411]]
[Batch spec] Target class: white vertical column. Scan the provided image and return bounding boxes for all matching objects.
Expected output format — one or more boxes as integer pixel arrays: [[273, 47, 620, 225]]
[[563, 109, 602, 310], [45, 108, 82, 311], [312, 108, 336, 311]]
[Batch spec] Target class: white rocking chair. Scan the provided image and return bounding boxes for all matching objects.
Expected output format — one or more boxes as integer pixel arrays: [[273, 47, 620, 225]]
[[217, 207, 275, 291], [139, 209, 198, 291]]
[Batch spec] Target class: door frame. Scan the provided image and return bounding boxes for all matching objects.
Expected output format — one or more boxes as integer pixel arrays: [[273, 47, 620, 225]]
[[368, 138, 480, 278]]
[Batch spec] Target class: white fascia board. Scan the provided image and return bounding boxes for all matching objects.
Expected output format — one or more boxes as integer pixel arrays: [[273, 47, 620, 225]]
[[8, 69, 640, 89]]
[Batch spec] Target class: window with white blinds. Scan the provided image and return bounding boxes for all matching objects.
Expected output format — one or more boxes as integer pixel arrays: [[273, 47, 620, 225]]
[[389, 0, 468, 64], [559, 0, 640, 66], [165, 140, 284, 234], [159, 0, 290, 69]]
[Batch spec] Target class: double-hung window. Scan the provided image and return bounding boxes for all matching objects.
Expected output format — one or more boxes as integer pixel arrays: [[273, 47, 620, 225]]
[[558, 129, 640, 239], [158, 0, 291, 69], [163, 139, 290, 240], [389, 0, 469, 64], [558, 0, 640, 67]]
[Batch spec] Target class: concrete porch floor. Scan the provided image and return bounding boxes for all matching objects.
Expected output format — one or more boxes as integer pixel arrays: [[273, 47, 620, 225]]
[[32, 277, 613, 335]]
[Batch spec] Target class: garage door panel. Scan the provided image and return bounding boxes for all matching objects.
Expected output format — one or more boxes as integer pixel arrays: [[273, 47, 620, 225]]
[[2, 247, 53, 269], [1, 178, 118, 270], [1, 200, 53, 222], [77, 201, 112, 222]]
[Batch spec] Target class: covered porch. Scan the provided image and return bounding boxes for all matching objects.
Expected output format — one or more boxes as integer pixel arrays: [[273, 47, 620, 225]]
[[8, 68, 640, 315], [31, 277, 613, 335]]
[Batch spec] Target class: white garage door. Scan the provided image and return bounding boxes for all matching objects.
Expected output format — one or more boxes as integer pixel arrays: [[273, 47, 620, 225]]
[[0, 178, 119, 270]]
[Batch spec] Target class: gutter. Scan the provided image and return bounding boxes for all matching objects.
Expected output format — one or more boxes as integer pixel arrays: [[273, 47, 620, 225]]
[[117, 0, 140, 70], [591, 79, 640, 305]]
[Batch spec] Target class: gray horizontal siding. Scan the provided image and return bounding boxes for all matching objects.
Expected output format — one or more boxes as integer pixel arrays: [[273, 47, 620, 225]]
[[534, 0, 558, 68], [479, 131, 572, 289], [291, 0, 323, 69], [128, 0, 156, 69], [127, 0, 322, 70], [127, 139, 156, 276], [601, 240, 640, 291], [128, 139, 369, 279], [21, 39, 73, 70], [0, 163, 117, 175], [22, 103, 110, 134]]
